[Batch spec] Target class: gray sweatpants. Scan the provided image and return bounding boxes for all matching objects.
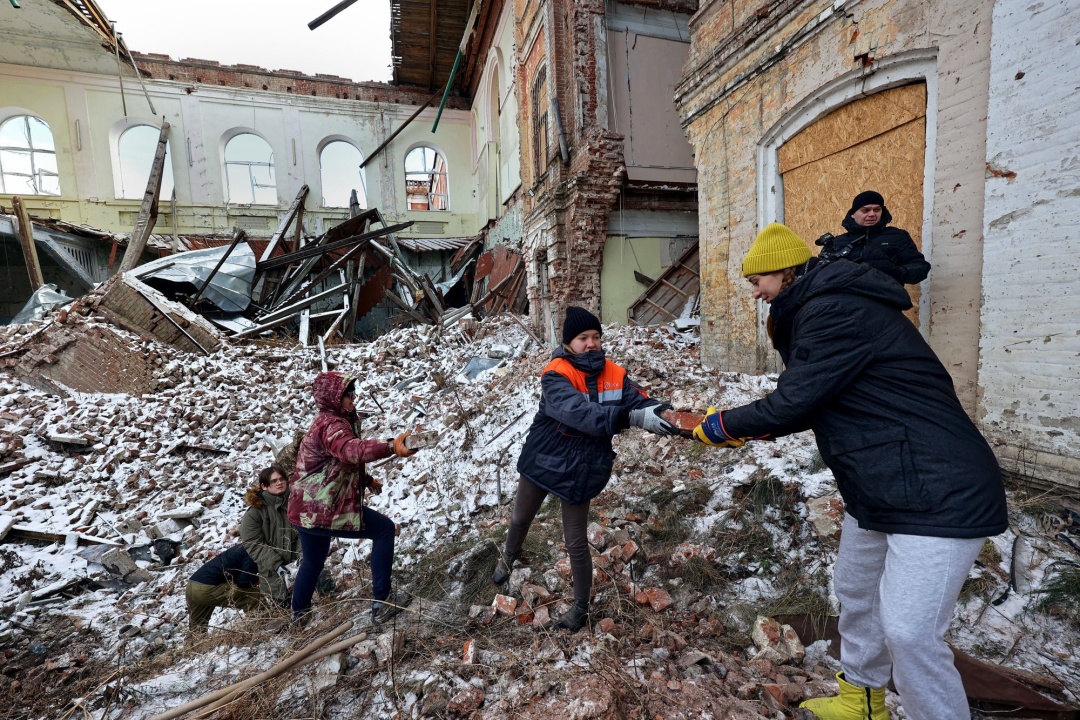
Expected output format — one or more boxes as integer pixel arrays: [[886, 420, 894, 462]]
[[835, 513, 984, 720], [504, 475, 592, 606]]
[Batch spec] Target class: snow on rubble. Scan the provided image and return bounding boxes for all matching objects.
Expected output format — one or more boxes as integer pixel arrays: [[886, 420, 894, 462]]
[[0, 314, 1078, 719]]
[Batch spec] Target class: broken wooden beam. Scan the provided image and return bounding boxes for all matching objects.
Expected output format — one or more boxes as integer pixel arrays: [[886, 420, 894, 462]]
[[256, 221, 412, 271], [235, 283, 349, 338], [11, 196, 44, 290], [259, 185, 309, 262], [119, 122, 170, 273]]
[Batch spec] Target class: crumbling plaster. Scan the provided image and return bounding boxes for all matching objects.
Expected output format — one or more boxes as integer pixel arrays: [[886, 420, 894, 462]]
[[978, 0, 1080, 493], [677, 0, 993, 413]]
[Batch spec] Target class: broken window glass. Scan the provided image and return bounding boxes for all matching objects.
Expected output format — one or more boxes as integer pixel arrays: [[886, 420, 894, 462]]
[[117, 125, 175, 200], [405, 146, 448, 211], [224, 133, 277, 205], [0, 115, 61, 196], [320, 140, 367, 208]]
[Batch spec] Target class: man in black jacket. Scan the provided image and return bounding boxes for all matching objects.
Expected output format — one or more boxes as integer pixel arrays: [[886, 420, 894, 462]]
[[186, 543, 264, 629], [695, 223, 1007, 720], [818, 190, 930, 286]]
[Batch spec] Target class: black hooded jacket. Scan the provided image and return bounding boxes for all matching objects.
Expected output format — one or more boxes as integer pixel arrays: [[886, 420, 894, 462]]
[[820, 205, 930, 285], [722, 260, 1007, 538]]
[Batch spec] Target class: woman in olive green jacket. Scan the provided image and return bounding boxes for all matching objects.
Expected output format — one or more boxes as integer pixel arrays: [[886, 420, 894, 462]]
[[240, 465, 300, 607]]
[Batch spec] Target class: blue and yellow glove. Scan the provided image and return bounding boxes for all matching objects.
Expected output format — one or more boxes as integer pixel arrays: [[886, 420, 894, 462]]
[[693, 407, 746, 448]]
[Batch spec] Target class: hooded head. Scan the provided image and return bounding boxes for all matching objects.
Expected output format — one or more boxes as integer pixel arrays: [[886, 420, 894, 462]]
[[312, 371, 356, 414], [561, 306, 603, 346], [741, 223, 812, 278]]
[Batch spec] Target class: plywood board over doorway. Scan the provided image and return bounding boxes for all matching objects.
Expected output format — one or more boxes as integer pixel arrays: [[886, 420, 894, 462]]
[[778, 83, 927, 325]]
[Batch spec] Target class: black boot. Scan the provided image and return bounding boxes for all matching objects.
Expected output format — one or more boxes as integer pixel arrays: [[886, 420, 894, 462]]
[[554, 601, 590, 632], [491, 548, 518, 585]]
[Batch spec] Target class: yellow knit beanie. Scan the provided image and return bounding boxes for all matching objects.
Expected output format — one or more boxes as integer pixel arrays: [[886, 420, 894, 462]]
[[742, 223, 812, 277]]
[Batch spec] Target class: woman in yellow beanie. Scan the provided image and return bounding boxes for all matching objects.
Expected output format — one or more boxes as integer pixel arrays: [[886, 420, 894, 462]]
[[694, 223, 1007, 720]]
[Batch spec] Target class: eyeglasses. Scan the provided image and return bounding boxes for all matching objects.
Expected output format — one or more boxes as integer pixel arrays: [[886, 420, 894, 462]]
[[343, 391, 356, 399]]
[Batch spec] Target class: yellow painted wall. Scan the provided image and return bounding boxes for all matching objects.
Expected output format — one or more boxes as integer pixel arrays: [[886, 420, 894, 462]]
[[600, 236, 666, 324], [0, 63, 484, 241]]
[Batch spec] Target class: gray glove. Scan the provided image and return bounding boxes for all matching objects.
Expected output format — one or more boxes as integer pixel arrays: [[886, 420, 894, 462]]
[[628, 404, 678, 436], [276, 565, 292, 585]]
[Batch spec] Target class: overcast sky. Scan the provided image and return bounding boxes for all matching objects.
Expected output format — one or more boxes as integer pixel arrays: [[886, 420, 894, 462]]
[[95, 0, 393, 83]]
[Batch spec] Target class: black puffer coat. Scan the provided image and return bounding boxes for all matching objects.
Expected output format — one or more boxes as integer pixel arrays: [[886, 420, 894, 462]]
[[516, 347, 657, 504], [722, 260, 1007, 539], [820, 206, 930, 285]]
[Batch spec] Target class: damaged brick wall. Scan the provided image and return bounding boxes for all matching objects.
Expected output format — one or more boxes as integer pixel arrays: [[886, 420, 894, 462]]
[[677, 0, 994, 415], [516, 0, 628, 335], [131, 54, 467, 108], [96, 278, 221, 356], [3, 319, 164, 396]]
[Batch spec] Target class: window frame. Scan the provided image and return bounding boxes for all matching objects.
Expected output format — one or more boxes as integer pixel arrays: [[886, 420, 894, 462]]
[[0, 114, 61, 196], [223, 132, 278, 206], [404, 145, 449, 212], [532, 66, 549, 180]]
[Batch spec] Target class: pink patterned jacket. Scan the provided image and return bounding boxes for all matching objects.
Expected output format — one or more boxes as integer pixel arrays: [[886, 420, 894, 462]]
[[287, 371, 393, 531]]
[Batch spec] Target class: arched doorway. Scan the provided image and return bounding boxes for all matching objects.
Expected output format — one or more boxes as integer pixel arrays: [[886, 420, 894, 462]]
[[778, 82, 928, 325]]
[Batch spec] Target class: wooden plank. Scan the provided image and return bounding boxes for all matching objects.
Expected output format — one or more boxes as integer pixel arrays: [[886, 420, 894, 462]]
[[8, 524, 119, 546], [260, 185, 309, 262], [11, 197, 44, 290], [236, 283, 348, 335], [119, 122, 170, 273], [275, 239, 371, 309], [644, 297, 678, 321], [257, 222, 412, 271]]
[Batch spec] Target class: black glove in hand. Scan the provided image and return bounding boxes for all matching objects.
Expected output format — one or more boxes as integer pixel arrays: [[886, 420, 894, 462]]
[[628, 403, 679, 436]]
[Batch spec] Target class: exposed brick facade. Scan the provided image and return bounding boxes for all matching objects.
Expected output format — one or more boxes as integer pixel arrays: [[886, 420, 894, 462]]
[[3, 317, 165, 396], [131, 53, 469, 109]]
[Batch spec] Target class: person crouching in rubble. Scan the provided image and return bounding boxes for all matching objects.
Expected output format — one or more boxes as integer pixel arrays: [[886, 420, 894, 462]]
[[241, 464, 300, 610], [288, 371, 421, 625], [185, 543, 263, 630], [692, 223, 1008, 720], [492, 306, 680, 632]]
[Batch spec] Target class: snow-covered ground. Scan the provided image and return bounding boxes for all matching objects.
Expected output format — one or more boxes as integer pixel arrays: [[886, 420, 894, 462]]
[[0, 314, 1077, 719]]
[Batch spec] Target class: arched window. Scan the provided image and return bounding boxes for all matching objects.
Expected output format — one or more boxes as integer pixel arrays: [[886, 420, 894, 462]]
[[117, 125, 175, 199], [319, 141, 367, 208], [224, 133, 276, 205], [404, 146, 448, 211], [0, 115, 60, 196], [532, 66, 549, 177]]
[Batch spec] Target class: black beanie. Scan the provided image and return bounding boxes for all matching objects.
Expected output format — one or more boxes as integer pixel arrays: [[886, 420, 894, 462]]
[[849, 190, 885, 213], [562, 306, 602, 345]]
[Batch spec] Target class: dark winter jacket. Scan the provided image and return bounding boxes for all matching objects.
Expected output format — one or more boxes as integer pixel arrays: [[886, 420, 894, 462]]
[[819, 206, 930, 285], [189, 543, 260, 588], [240, 487, 300, 605], [516, 347, 658, 505], [288, 371, 393, 531], [721, 260, 1007, 539]]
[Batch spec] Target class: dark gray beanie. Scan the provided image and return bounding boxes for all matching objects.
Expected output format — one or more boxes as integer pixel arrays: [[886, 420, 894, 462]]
[[562, 306, 602, 345]]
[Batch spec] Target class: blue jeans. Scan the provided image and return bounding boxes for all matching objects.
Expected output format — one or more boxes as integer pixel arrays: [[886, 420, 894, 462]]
[[291, 507, 396, 615]]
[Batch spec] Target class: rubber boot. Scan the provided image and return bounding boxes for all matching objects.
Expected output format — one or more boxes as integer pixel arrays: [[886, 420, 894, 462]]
[[491, 547, 518, 585], [553, 601, 590, 632], [800, 672, 888, 720]]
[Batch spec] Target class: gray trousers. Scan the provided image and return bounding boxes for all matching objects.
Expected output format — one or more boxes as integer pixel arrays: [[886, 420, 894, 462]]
[[504, 475, 592, 606], [835, 513, 984, 720]]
